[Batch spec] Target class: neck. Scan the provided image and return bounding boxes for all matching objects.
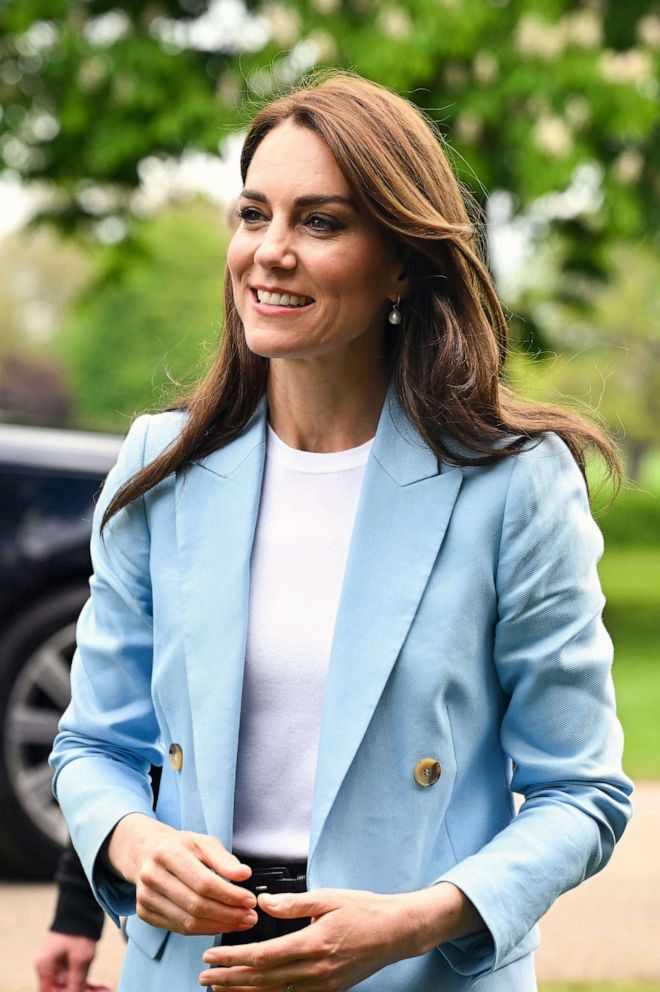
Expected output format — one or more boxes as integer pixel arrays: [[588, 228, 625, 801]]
[[266, 360, 389, 453]]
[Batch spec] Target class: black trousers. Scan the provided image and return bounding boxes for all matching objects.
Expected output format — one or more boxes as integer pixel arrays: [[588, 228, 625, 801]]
[[217, 856, 311, 947]]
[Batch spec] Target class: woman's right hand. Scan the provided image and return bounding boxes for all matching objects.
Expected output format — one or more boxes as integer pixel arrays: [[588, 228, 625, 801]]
[[105, 813, 258, 936]]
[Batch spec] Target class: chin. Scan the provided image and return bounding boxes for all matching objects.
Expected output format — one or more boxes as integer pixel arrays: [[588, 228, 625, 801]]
[[243, 330, 308, 360]]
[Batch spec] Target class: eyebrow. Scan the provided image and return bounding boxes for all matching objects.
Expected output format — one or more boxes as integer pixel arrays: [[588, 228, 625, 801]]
[[239, 189, 358, 211]]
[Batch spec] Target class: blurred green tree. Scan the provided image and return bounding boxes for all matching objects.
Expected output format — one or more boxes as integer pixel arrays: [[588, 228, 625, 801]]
[[56, 197, 229, 430], [507, 240, 660, 480], [0, 226, 91, 354], [0, 226, 90, 423], [1, 0, 657, 281], [2, 1, 658, 449]]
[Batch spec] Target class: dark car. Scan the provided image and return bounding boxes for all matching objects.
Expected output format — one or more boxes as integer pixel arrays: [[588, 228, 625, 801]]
[[0, 423, 121, 878]]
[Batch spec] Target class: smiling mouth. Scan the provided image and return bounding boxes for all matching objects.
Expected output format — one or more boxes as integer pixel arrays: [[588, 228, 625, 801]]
[[252, 288, 315, 308]]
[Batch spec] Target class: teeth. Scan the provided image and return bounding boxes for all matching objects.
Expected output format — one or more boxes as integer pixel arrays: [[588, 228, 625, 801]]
[[256, 289, 312, 307]]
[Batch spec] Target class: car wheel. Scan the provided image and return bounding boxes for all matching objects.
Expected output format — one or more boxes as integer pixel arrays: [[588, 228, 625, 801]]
[[0, 585, 88, 878]]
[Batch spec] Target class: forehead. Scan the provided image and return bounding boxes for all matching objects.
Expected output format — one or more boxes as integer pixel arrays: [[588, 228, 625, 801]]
[[245, 120, 351, 196]]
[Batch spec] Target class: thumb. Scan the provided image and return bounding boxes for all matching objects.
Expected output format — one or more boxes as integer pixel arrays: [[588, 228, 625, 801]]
[[258, 889, 341, 920]]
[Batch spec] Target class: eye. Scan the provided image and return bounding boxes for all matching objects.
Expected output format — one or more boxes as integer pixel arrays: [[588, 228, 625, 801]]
[[306, 214, 341, 232], [236, 205, 264, 223]]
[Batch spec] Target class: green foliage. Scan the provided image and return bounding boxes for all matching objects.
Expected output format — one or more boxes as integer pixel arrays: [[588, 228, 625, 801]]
[[608, 614, 659, 780], [0, 226, 91, 360], [55, 198, 228, 430], [1, 0, 657, 263], [597, 488, 660, 548], [583, 444, 660, 780], [642, 449, 660, 489], [599, 541, 660, 779], [3, 3, 658, 453], [507, 240, 660, 480]]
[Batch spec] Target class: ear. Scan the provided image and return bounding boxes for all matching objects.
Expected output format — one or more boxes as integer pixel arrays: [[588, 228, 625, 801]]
[[391, 266, 410, 302]]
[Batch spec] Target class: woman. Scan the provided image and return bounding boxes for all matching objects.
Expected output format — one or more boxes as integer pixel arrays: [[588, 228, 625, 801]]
[[50, 71, 632, 992]]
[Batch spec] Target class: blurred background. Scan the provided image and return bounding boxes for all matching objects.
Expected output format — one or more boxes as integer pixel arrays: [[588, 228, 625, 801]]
[[0, 1, 658, 990]]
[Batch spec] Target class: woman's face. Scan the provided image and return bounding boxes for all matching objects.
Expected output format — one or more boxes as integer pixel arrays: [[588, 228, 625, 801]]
[[227, 120, 407, 368]]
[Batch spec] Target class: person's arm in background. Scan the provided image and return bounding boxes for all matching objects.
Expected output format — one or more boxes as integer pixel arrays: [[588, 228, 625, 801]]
[[35, 767, 162, 992], [34, 842, 105, 992]]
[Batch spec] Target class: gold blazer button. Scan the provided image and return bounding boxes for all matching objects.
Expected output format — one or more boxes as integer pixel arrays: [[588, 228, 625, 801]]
[[414, 758, 442, 787], [169, 743, 183, 772]]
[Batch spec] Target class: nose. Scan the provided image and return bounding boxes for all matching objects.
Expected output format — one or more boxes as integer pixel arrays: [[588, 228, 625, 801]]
[[253, 219, 297, 270]]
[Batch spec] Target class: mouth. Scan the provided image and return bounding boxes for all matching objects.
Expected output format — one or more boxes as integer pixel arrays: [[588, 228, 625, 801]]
[[251, 288, 315, 310]]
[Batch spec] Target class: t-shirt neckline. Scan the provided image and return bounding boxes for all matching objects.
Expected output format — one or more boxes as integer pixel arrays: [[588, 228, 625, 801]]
[[266, 422, 374, 473]]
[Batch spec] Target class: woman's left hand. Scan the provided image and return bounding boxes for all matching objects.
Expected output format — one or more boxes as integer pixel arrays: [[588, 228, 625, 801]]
[[199, 884, 475, 990], [199, 886, 423, 990]]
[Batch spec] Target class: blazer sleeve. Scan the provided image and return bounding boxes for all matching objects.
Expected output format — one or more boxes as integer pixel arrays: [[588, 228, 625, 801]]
[[434, 433, 633, 977], [50, 414, 163, 927]]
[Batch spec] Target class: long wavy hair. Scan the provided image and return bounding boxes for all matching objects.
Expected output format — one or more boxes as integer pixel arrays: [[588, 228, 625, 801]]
[[101, 70, 619, 533]]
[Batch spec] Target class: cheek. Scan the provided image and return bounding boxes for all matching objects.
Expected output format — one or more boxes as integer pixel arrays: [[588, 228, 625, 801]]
[[337, 265, 388, 317], [332, 239, 392, 303], [226, 248, 248, 321], [317, 258, 367, 305], [226, 235, 250, 283]]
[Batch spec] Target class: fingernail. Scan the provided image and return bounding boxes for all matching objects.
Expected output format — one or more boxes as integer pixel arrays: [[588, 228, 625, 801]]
[[264, 894, 281, 907]]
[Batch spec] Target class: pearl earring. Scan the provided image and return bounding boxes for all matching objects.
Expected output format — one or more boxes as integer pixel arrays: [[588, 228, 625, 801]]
[[388, 294, 402, 325]]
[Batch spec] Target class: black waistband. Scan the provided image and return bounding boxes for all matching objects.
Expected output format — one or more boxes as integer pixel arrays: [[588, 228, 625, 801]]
[[234, 854, 308, 895]]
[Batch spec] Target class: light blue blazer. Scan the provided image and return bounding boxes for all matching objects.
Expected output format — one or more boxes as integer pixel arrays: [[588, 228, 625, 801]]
[[50, 381, 632, 991]]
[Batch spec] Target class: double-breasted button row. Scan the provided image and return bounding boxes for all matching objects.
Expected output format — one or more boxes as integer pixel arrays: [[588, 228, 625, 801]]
[[414, 757, 442, 787], [169, 743, 441, 788]]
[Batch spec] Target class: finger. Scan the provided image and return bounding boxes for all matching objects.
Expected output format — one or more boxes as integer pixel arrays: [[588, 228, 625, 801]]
[[209, 986, 274, 992], [144, 843, 257, 910], [139, 864, 257, 926], [138, 889, 258, 936], [66, 958, 89, 992], [36, 966, 58, 992], [203, 929, 316, 970], [209, 986, 263, 992], [35, 956, 62, 992], [143, 906, 258, 936], [156, 842, 256, 907], [189, 835, 254, 883], [181, 846, 255, 907], [200, 966, 271, 988], [258, 889, 340, 920], [201, 957, 321, 989]]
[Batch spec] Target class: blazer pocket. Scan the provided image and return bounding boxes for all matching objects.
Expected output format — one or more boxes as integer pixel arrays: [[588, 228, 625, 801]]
[[124, 913, 171, 960]]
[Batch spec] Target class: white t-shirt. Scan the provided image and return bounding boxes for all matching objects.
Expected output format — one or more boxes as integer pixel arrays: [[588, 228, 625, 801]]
[[232, 422, 374, 860]]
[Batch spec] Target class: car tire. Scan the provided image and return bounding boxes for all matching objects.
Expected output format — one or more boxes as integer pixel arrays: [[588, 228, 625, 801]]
[[0, 585, 88, 879]]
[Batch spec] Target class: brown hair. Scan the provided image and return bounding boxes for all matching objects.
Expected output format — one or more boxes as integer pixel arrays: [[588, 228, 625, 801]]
[[101, 69, 619, 533]]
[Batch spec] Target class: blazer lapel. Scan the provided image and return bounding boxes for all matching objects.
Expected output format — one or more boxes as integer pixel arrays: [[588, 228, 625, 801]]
[[308, 383, 463, 864], [174, 396, 267, 844]]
